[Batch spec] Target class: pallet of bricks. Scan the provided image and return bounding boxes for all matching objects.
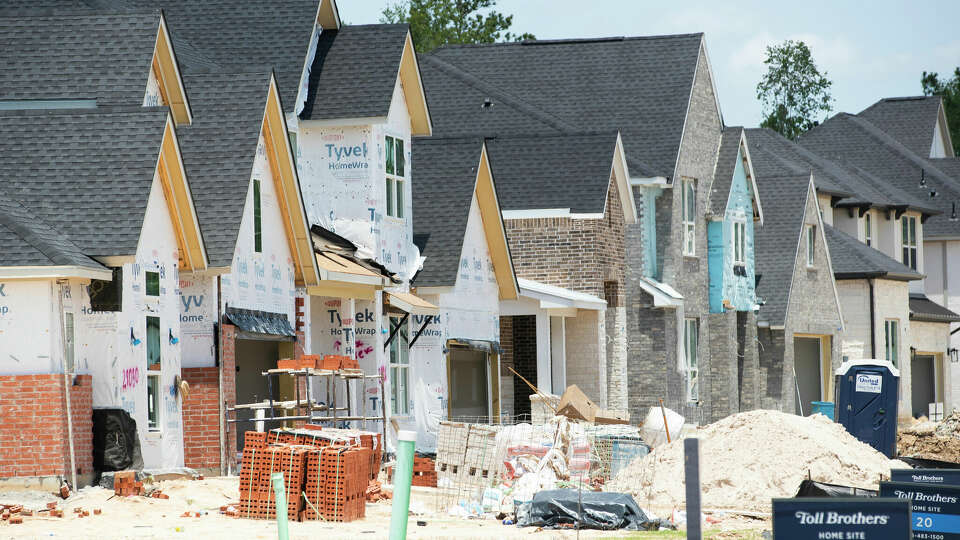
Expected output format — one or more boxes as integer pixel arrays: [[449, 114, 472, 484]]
[[435, 422, 498, 506], [412, 455, 437, 487], [238, 427, 380, 522]]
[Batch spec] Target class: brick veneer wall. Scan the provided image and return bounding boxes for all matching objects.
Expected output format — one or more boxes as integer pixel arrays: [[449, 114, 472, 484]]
[[0, 374, 92, 480], [509, 315, 537, 417], [499, 317, 515, 418], [181, 367, 220, 470]]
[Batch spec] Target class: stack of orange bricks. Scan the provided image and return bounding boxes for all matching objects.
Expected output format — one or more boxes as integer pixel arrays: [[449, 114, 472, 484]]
[[238, 427, 380, 522], [411, 456, 438, 487], [113, 471, 144, 496]]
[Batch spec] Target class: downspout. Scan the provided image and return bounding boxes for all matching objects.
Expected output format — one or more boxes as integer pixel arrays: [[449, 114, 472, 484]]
[[217, 275, 226, 476], [868, 279, 876, 359], [57, 280, 78, 491]]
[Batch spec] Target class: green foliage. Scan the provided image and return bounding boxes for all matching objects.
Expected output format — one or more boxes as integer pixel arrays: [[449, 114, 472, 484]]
[[756, 40, 834, 140], [380, 0, 534, 53], [922, 67, 960, 155]]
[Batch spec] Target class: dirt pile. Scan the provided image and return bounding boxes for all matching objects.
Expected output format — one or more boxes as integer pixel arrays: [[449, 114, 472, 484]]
[[609, 410, 906, 513], [898, 417, 960, 462]]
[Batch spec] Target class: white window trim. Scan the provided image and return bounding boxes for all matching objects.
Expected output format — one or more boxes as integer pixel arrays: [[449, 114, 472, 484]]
[[388, 315, 410, 416], [732, 219, 746, 265], [863, 213, 872, 247], [901, 216, 918, 270], [681, 178, 696, 256], [684, 318, 699, 403], [385, 135, 406, 220], [146, 316, 162, 432], [884, 318, 899, 367], [805, 225, 816, 268]]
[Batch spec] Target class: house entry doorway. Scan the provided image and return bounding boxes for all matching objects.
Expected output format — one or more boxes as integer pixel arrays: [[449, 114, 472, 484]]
[[448, 347, 490, 421]]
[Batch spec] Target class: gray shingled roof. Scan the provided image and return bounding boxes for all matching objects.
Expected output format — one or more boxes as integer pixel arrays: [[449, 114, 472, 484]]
[[175, 71, 273, 268], [482, 132, 621, 213], [824, 225, 921, 281], [0, 107, 168, 258], [300, 24, 410, 121], [0, 0, 319, 111], [0, 190, 105, 270], [800, 113, 959, 237], [424, 34, 704, 179], [0, 11, 159, 104], [754, 175, 812, 326], [909, 293, 960, 323], [411, 138, 486, 287], [709, 127, 744, 216], [859, 96, 950, 157]]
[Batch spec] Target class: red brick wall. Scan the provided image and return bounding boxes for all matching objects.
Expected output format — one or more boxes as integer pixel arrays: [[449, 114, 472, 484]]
[[181, 367, 220, 470], [0, 374, 92, 480]]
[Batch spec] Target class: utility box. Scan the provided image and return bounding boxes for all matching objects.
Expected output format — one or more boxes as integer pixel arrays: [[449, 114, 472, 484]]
[[834, 360, 900, 458]]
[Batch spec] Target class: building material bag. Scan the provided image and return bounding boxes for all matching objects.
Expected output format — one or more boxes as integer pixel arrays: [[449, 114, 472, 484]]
[[516, 488, 653, 530], [93, 408, 143, 473], [638, 406, 683, 448]]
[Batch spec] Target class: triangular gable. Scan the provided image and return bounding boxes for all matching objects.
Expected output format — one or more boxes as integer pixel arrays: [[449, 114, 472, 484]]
[[476, 143, 518, 300], [936, 100, 955, 158], [317, 0, 341, 30], [730, 131, 764, 225], [399, 30, 432, 136], [152, 13, 192, 125], [610, 132, 639, 224], [156, 114, 207, 271], [780, 175, 844, 331], [261, 73, 321, 287]]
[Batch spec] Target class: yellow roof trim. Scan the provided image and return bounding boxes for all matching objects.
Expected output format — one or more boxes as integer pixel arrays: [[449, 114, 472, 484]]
[[398, 31, 432, 136], [316, 0, 341, 30], [475, 143, 519, 300], [307, 281, 376, 300], [385, 291, 439, 316], [156, 115, 207, 271], [153, 15, 192, 125], [261, 75, 321, 288], [316, 252, 388, 286]]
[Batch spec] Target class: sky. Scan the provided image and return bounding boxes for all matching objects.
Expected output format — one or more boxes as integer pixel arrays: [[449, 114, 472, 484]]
[[338, 0, 960, 127]]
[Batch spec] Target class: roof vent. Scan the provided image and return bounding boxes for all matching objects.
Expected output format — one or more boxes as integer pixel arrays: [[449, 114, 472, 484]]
[[930, 189, 939, 198], [920, 168, 926, 188], [482, 98, 493, 110], [951, 202, 959, 222]]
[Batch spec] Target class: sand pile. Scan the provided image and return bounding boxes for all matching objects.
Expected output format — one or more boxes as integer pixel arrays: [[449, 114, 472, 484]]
[[898, 416, 960, 462], [609, 409, 906, 513]]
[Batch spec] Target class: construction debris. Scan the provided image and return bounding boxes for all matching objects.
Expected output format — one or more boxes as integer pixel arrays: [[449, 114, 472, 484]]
[[555, 385, 630, 425], [114, 471, 145, 497], [898, 416, 960, 462], [609, 410, 907, 513]]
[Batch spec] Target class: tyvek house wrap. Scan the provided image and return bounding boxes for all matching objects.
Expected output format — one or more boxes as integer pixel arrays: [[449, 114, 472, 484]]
[[298, 77, 423, 280], [75, 172, 185, 469]]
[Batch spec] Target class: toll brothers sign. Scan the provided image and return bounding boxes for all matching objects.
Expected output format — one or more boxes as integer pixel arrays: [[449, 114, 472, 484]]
[[772, 498, 911, 539], [881, 480, 960, 539]]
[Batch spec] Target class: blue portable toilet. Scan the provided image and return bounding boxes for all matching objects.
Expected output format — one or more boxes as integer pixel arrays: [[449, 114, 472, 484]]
[[834, 360, 900, 458]]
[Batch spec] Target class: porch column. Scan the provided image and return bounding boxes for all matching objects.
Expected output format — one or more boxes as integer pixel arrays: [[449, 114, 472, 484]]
[[550, 316, 566, 392], [536, 310, 552, 395]]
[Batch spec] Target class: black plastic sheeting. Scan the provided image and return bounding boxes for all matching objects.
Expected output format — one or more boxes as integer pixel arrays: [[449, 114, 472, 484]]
[[92, 408, 143, 474], [899, 456, 960, 469], [796, 479, 878, 498], [224, 307, 295, 337], [517, 489, 658, 530]]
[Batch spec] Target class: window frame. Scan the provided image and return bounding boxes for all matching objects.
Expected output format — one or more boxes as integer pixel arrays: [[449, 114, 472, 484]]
[[684, 318, 699, 403], [388, 315, 410, 415], [806, 225, 816, 267], [253, 178, 263, 253], [145, 270, 160, 297], [863, 212, 872, 247], [146, 315, 162, 431], [681, 178, 696, 256], [901, 216, 917, 270], [884, 318, 899, 367], [385, 135, 405, 219], [732, 220, 746, 266]]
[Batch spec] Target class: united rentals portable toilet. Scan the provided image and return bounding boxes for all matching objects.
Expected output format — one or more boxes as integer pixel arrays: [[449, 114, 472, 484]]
[[834, 359, 900, 458]]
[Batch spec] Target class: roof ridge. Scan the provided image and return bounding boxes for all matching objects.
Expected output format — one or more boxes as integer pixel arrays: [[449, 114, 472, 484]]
[[420, 54, 581, 134], [434, 32, 704, 50], [0, 8, 160, 18]]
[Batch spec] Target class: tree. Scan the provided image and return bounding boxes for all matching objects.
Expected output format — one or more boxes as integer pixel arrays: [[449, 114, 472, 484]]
[[756, 40, 834, 140], [922, 68, 960, 155], [380, 0, 535, 54]]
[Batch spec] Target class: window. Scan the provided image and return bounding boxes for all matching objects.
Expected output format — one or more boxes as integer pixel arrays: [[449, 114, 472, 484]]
[[684, 318, 699, 402], [884, 319, 899, 367], [806, 225, 816, 267], [89, 267, 122, 311], [863, 213, 872, 247], [732, 220, 746, 265], [681, 178, 696, 255], [253, 179, 263, 253], [385, 136, 405, 218], [902, 216, 917, 270], [146, 316, 162, 431], [388, 316, 409, 415], [145, 271, 160, 297], [64, 312, 75, 373]]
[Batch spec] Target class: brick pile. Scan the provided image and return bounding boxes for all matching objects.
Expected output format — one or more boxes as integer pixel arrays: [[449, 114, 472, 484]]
[[412, 456, 437, 487], [113, 471, 144, 496], [238, 427, 381, 523]]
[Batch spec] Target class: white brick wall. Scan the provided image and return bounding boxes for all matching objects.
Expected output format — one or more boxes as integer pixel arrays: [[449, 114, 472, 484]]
[[564, 310, 607, 406]]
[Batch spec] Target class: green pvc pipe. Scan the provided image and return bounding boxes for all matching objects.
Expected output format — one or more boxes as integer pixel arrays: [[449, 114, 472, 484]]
[[271, 472, 290, 540], [389, 430, 417, 540]]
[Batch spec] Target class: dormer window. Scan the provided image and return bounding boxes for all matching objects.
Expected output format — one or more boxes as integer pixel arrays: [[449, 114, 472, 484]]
[[253, 179, 263, 253], [681, 178, 696, 256], [732, 220, 746, 267], [863, 212, 872, 247], [806, 225, 816, 267], [901, 216, 917, 270], [385, 135, 405, 219]]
